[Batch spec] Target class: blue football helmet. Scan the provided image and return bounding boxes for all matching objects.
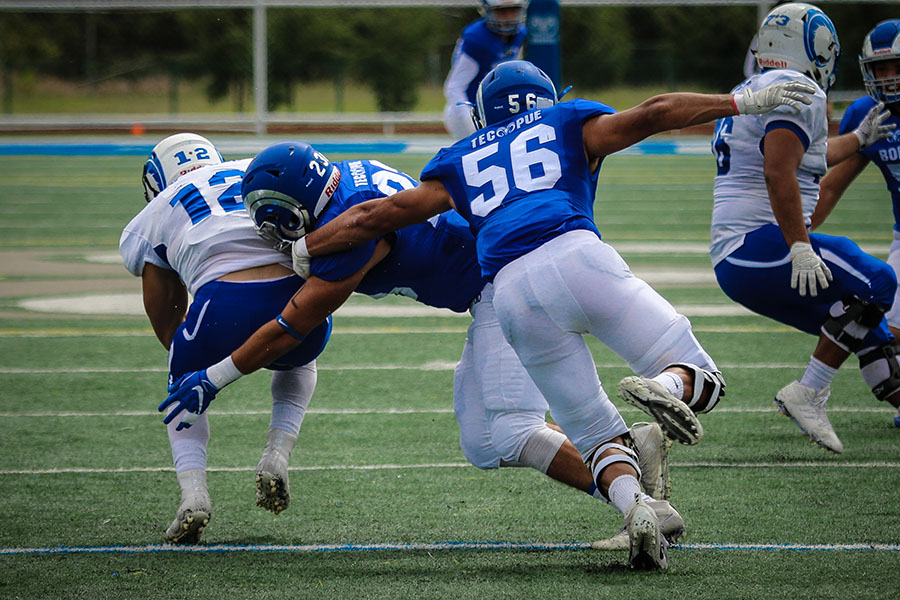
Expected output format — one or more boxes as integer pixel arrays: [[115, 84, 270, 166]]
[[479, 0, 528, 36], [755, 3, 840, 93], [141, 133, 223, 202], [474, 60, 557, 129], [241, 142, 342, 247], [859, 19, 900, 105]]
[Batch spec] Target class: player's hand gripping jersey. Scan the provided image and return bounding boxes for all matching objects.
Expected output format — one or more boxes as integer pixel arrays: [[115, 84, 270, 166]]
[[424, 99, 616, 278], [310, 159, 486, 312], [709, 70, 829, 266], [120, 159, 291, 296], [839, 96, 900, 229]]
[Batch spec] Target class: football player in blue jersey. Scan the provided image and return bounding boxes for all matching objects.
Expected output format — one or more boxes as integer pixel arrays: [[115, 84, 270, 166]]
[[443, 0, 528, 139], [163, 140, 685, 552], [168, 61, 819, 569], [815, 18, 900, 429], [710, 4, 899, 455], [122, 133, 332, 543]]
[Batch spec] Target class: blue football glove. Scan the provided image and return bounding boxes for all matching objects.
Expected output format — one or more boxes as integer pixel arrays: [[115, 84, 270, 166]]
[[159, 370, 219, 431]]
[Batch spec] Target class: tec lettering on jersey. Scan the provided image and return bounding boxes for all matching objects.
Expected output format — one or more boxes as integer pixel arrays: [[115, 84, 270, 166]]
[[348, 161, 369, 188], [470, 110, 544, 148]]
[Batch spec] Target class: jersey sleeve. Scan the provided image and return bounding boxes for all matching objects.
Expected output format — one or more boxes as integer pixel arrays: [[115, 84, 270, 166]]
[[757, 72, 825, 151], [118, 220, 171, 277]]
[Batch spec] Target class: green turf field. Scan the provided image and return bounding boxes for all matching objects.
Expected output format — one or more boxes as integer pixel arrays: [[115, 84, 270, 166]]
[[1, 147, 898, 599]]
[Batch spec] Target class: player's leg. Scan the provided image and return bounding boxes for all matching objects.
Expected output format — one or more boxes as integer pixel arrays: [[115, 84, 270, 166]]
[[255, 361, 317, 514], [493, 231, 672, 569]]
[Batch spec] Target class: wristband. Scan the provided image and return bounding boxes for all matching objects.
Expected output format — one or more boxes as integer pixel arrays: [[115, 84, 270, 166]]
[[731, 92, 743, 115], [293, 236, 310, 259], [206, 355, 244, 389]]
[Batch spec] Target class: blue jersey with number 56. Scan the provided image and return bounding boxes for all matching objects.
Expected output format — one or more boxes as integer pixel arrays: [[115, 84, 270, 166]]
[[421, 99, 615, 278]]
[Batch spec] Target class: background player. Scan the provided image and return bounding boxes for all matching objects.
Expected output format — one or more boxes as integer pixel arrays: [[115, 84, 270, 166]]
[[163, 140, 687, 551], [814, 19, 900, 428], [709, 4, 898, 454], [443, 0, 528, 139], [173, 61, 816, 569], [121, 133, 332, 543]]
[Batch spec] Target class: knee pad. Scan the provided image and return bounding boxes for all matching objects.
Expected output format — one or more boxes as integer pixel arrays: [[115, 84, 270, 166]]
[[821, 297, 887, 353], [858, 339, 900, 402], [587, 441, 640, 503], [665, 363, 726, 414]]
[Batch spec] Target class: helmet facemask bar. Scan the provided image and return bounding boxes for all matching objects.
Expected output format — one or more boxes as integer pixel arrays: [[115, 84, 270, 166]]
[[479, 0, 528, 36]]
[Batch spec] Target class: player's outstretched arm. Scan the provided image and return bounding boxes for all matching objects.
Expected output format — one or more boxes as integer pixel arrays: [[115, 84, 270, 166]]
[[826, 102, 895, 167], [141, 263, 188, 350], [812, 153, 869, 230], [297, 180, 454, 258], [159, 241, 391, 430], [582, 81, 816, 160]]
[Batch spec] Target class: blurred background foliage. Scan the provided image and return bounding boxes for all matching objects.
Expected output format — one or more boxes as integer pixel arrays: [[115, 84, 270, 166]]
[[0, 4, 895, 113]]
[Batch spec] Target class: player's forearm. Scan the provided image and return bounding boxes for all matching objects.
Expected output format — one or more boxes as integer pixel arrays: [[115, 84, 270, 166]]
[[825, 132, 862, 167], [229, 320, 305, 376], [303, 200, 394, 256], [767, 173, 808, 246], [642, 93, 736, 132]]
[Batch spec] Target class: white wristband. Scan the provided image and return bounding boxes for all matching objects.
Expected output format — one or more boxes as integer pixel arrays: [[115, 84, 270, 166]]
[[293, 236, 310, 259], [732, 92, 745, 115], [206, 355, 244, 389]]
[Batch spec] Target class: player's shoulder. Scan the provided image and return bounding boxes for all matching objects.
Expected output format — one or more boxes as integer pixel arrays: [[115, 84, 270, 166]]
[[559, 98, 617, 118], [755, 69, 826, 101], [840, 96, 877, 131], [461, 19, 491, 43]]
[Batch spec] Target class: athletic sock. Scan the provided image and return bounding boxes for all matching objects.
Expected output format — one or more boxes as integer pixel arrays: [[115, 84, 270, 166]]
[[799, 356, 838, 393]]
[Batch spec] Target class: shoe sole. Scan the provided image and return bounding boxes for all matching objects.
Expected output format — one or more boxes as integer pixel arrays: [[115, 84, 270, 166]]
[[627, 506, 668, 570], [165, 509, 210, 544], [773, 398, 842, 455], [618, 377, 703, 446], [256, 470, 290, 514]]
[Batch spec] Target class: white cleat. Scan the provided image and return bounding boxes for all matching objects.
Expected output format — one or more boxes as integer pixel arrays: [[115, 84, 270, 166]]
[[623, 496, 669, 570], [630, 422, 671, 500], [774, 381, 843, 454], [591, 499, 684, 551], [165, 470, 211, 544], [618, 376, 703, 445], [255, 429, 297, 515]]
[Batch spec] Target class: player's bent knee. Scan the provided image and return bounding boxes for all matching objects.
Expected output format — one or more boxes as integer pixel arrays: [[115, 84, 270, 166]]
[[516, 426, 567, 474], [859, 339, 900, 402], [665, 362, 726, 414], [822, 297, 887, 353]]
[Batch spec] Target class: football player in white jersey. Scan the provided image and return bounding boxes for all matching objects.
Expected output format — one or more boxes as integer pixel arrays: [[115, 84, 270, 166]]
[[167, 62, 817, 569], [120, 133, 332, 543], [815, 19, 900, 428], [710, 4, 899, 454]]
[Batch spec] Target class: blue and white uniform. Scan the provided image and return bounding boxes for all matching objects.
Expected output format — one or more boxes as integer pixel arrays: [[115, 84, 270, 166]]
[[711, 71, 896, 347], [310, 159, 552, 467], [423, 99, 719, 460], [121, 159, 332, 380], [443, 19, 527, 139], [839, 96, 900, 328]]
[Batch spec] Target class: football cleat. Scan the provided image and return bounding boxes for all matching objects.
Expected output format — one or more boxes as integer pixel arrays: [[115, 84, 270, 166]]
[[165, 469, 211, 544], [617, 376, 704, 445], [630, 422, 671, 500], [255, 429, 297, 515], [774, 381, 843, 454], [623, 495, 669, 570], [591, 499, 684, 551]]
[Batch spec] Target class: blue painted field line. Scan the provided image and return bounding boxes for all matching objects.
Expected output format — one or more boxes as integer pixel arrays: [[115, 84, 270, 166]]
[[2, 541, 898, 556]]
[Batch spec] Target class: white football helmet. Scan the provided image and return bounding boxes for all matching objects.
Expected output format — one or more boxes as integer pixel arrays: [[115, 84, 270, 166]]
[[478, 0, 528, 36], [755, 3, 840, 93], [859, 19, 900, 106], [141, 133, 224, 202]]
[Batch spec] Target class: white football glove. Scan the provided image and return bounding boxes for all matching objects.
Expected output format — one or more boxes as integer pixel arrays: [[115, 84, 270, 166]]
[[291, 237, 312, 279], [789, 241, 832, 297], [733, 81, 816, 115], [853, 101, 896, 150]]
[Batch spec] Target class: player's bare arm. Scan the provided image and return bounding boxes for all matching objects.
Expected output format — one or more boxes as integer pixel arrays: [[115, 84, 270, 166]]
[[302, 179, 454, 257], [231, 239, 392, 375], [582, 81, 816, 165], [763, 128, 807, 247], [812, 152, 870, 230], [141, 263, 188, 349]]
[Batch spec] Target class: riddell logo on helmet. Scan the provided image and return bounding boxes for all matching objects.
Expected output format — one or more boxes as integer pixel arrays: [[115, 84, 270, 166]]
[[758, 58, 788, 68], [324, 169, 341, 199], [178, 165, 205, 178]]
